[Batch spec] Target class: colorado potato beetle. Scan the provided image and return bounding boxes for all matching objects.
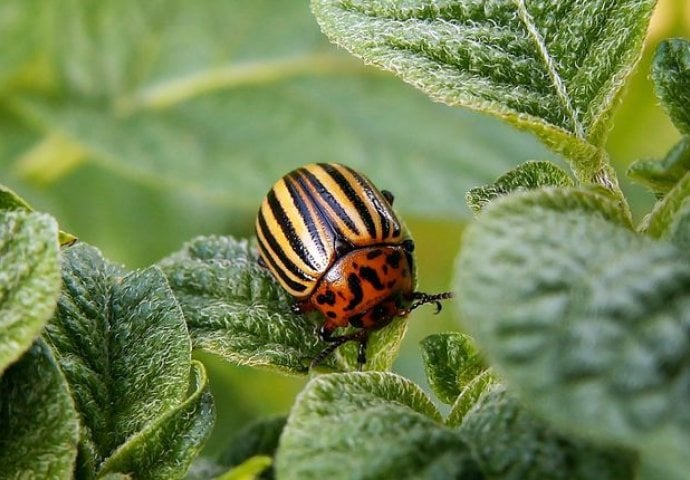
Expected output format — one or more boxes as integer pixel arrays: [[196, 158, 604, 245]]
[[255, 163, 452, 369]]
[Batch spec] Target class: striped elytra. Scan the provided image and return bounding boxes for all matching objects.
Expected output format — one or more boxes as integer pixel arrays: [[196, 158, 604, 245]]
[[256, 163, 453, 369]]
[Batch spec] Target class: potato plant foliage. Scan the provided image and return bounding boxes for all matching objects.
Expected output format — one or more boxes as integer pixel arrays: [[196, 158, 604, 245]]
[[1, 1, 689, 479]]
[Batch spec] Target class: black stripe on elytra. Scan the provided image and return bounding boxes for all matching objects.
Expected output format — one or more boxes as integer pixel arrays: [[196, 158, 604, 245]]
[[257, 211, 312, 282], [285, 174, 327, 260], [344, 165, 394, 238], [267, 188, 317, 270], [299, 167, 360, 236], [257, 239, 308, 293], [345, 273, 364, 311], [359, 266, 385, 290], [321, 164, 377, 239]]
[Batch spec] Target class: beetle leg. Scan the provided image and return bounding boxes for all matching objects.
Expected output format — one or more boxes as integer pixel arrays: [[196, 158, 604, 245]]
[[311, 328, 368, 369], [381, 189, 395, 205], [356, 333, 369, 371]]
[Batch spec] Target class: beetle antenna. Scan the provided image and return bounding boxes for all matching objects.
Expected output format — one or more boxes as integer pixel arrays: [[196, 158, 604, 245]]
[[403, 291, 454, 315]]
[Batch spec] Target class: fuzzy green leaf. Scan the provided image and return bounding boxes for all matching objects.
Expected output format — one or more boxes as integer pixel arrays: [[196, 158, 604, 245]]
[[459, 386, 637, 480], [456, 189, 690, 467], [0, 210, 60, 374], [446, 370, 496, 427], [0, 340, 79, 479], [0, 184, 78, 246], [159, 236, 406, 374], [312, 0, 656, 179], [628, 136, 690, 196], [44, 243, 202, 477], [466, 160, 573, 214], [643, 169, 690, 239], [652, 38, 690, 134], [420, 332, 487, 405], [99, 361, 215, 480], [276, 372, 483, 480]]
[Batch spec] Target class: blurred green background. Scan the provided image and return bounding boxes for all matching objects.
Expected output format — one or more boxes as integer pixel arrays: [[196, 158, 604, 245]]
[[0, 0, 688, 457]]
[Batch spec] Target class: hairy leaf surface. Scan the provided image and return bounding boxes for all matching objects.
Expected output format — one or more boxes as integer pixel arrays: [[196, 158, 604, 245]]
[[276, 372, 483, 480], [0, 341, 79, 479], [312, 0, 656, 179], [456, 189, 690, 467], [0, 210, 60, 374]]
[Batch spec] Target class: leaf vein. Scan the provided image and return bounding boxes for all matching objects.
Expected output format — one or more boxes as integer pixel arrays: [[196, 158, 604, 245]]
[[513, 0, 584, 138]]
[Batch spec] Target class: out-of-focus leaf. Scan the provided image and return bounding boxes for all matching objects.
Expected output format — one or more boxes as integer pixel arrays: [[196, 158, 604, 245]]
[[275, 372, 483, 480], [456, 188, 690, 472], [8, 0, 552, 221], [652, 38, 690, 134], [628, 136, 690, 196], [466, 161, 574, 214], [459, 386, 638, 480], [0, 341, 79, 479], [446, 370, 496, 427], [215, 456, 273, 480], [312, 0, 656, 183], [0, 210, 60, 374], [215, 416, 286, 474]]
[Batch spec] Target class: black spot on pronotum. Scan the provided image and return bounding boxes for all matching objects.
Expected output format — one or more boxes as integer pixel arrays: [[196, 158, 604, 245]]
[[387, 280, 395, 288], [327, 311, 337, 319], [382, 265, 389, 275], [386, 251, 402, 268], [345, 273, 364, 311], [366, 249, 383, 260], [360, 266, 384, 290], [316, 291, 336, 306]]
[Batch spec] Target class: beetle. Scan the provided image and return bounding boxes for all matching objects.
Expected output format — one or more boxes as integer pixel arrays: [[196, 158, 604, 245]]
[[255, 163, 452, 369]]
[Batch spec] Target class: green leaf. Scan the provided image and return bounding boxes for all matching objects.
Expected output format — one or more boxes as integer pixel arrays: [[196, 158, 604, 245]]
[[311, 0, 656, 181], [0, 210, 60, 374], [642, 170, 690, 238], [459, 386, 638, 480], [456, 189, 690, 467], [215, 456, 273, 480], [0, 340, 79, 479], [99, 361, 215, 480], [466, 160, 573, 214], [420, 332, 487, 405], [215, 415, 286, 476], [652, 38, 690, 134], [9, 0, 553, 221], [160, 236, 407, 374], [0, 183, 78, 246], [275, 372, 483, 480], [44, 243, 204, 477], [446, 370, 495, 427], [628, 136, 690, 196]]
